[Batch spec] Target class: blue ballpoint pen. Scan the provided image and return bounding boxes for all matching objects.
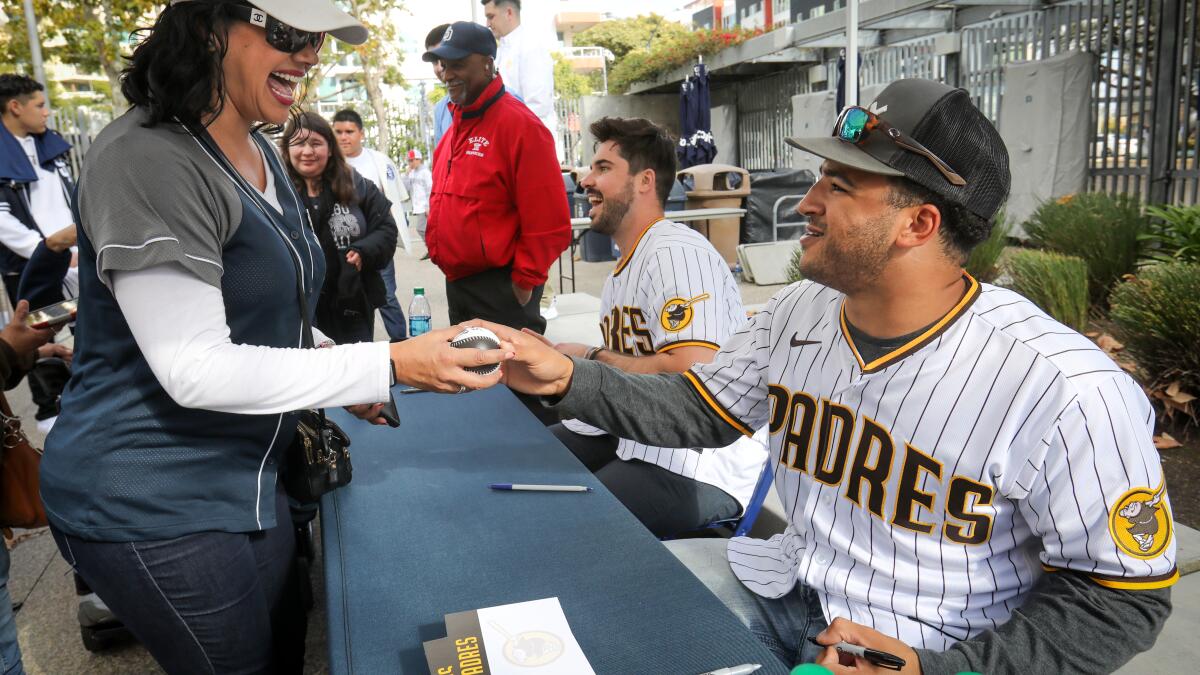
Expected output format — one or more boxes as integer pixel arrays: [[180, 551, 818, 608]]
[[488, 483, 593, 492]]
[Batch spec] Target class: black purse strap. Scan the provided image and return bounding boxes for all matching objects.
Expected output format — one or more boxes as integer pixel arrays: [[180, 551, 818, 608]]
[[184, 124, 327, 424]]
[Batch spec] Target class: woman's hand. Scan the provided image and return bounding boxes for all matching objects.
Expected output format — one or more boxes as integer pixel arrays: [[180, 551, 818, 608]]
[[388, 325, 513, 393], [467, 320, 574, 398], [0, 301, 53, 357], [346, 250, 363, 272], [346, 402, 387, 425]]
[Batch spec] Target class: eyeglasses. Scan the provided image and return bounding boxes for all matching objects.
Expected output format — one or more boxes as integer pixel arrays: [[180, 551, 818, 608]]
[[233, 5, 325, 54], [834, 106, 967, 187]]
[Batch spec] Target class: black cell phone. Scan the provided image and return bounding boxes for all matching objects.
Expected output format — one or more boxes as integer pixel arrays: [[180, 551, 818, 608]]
[[379, 392, 400, 428], [25, 298, 78, 330]]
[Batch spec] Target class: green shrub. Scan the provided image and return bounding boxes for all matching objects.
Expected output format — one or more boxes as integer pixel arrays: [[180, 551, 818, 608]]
[[1002, 249, 1090, 330], [1110, 263, 1200, 396], [1142, 204, 1200, 264], [1023, 193, 1145, 306], [965, 212, 1012, 283], [786, 246, 804, 284]]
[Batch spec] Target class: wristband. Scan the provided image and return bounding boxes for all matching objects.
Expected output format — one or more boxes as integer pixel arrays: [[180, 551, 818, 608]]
[[390, 358, 398, 386], [585, 347, 603, 361]]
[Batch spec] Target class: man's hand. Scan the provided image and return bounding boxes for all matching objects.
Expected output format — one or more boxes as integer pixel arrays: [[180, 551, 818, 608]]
[[0, 301, 53, 356], [388, 325, 513, 394], [468, 320, 574, 397], [553, 342, 592, 359], [512, 282, 533, 306], [346, 250, 363, 272], [38, 342, 73, 364], [520, 328, 592, 359], [46, 225, 77, 253], [813, 618, 921, 674]]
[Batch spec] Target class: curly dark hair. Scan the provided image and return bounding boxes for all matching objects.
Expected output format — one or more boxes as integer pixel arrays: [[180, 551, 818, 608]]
[[888, 176, 993, 263], [121, 0, 257, 129], [589, 117, 678, 205], [282, 112, 357, 207]]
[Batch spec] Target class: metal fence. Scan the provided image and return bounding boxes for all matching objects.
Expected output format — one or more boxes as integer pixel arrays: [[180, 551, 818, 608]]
[[48, 107, 112, 177], [725, 0, 1200, 203], [556, 96, 585, 168], [737, 69, 815, 171]]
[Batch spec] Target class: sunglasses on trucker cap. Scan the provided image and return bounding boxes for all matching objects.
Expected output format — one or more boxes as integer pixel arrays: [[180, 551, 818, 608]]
[[785, 79, 1011, 221]]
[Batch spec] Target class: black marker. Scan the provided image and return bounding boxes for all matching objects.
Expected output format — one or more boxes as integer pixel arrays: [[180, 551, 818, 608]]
[[807, 637, 905, 670]]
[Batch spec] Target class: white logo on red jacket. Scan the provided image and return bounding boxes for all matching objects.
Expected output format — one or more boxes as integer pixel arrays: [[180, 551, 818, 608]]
[[466, 136, 490, 158]]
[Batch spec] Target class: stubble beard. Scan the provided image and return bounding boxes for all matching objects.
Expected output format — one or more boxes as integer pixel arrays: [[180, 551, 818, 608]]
[[588, 182, 635, 237], [799, 212, 895, 295]]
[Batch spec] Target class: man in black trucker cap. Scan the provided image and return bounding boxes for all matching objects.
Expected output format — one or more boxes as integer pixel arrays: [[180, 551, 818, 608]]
[[472, 78, 1175, 674]]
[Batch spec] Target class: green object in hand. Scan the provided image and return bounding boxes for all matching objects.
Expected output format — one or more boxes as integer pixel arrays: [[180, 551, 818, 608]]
[[790, 665, 832, 675]]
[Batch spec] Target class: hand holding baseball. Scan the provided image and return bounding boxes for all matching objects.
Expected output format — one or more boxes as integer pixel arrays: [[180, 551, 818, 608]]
[[468, 320, 574, 397], [388, 325, 513, 394]]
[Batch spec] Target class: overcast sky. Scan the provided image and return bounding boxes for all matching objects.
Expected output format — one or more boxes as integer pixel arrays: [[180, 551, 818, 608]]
[[397, 0, 689, 84]]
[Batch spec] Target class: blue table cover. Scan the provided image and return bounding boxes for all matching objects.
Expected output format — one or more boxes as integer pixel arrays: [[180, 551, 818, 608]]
[[322, 385, 787, 674]]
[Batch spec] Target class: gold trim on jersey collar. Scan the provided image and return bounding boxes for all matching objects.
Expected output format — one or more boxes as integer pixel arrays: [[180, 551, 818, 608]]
[[840, 272, 981, 374], [612, 217, 665, 277]]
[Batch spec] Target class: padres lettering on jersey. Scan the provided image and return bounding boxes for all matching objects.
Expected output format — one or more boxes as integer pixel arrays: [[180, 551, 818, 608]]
[[571, 219, 767, 507], [682, 276, 1177, 651]]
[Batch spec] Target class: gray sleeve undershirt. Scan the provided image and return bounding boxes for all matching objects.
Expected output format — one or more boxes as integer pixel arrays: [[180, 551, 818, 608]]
[[917, 569, 1171, 675], [550, 359, 1173, 674], [550, 358, 745, 449]]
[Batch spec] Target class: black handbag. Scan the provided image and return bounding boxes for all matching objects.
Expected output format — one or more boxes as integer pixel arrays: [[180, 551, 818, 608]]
[[185, 123, 353, 504]]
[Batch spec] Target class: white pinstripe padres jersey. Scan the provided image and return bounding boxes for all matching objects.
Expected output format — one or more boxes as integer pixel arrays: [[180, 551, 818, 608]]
[[684, 276, 1177, 650], [567, 219, 768, 507]]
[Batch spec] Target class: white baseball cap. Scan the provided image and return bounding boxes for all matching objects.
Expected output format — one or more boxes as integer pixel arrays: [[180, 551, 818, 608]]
[[170, 0, 368, 45], [407, 149, 423, 161]]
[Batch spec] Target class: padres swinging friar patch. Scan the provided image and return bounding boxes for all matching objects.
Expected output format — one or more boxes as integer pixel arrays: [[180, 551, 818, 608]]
[[660, 294, 710, 332], [1110, 482, 1172, 559]]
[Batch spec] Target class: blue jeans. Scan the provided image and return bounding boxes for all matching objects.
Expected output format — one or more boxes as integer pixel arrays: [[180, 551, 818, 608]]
[[0, 544, 24, 675], [666, 538, 828, 668], [378, 258, 406, 340], [50, 486, 305, 674]]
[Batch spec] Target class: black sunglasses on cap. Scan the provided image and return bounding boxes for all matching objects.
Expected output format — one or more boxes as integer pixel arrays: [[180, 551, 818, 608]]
[[233, 5, 325, 54]]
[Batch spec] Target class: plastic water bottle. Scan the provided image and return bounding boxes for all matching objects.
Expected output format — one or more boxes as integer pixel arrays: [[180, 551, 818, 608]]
[[408, 287, 431, 337]]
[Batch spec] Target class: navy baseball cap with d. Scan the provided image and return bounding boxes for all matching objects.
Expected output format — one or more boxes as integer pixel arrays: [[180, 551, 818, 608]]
[[422, 21, 497, 63], [786, 79, 1011, 221]]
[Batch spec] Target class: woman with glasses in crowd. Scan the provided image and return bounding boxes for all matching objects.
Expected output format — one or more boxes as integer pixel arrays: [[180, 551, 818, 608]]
[[38, 2, 509, 671], [283, 112, 398, 345]]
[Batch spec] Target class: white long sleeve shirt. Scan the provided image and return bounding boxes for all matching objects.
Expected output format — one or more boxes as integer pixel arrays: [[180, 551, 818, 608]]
[[496, 23, 559, 140], [112, 264, 391, 414]]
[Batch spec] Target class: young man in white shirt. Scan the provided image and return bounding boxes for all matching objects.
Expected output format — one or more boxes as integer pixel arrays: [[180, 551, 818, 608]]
[[332, 109, 411, 340], [405, 149, 432, 250], [0, 74, 78, 304], [482, 0, 561, 163]]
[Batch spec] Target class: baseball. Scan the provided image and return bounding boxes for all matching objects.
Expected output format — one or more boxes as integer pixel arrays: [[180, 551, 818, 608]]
[[450, 327, 502, 375]]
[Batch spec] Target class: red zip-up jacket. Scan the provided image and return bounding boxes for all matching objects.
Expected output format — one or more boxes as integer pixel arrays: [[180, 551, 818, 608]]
[[427, 75, 570, 289]]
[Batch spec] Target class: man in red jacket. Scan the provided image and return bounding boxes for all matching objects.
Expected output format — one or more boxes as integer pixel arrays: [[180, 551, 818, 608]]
[[423, 21, 570, 333]]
